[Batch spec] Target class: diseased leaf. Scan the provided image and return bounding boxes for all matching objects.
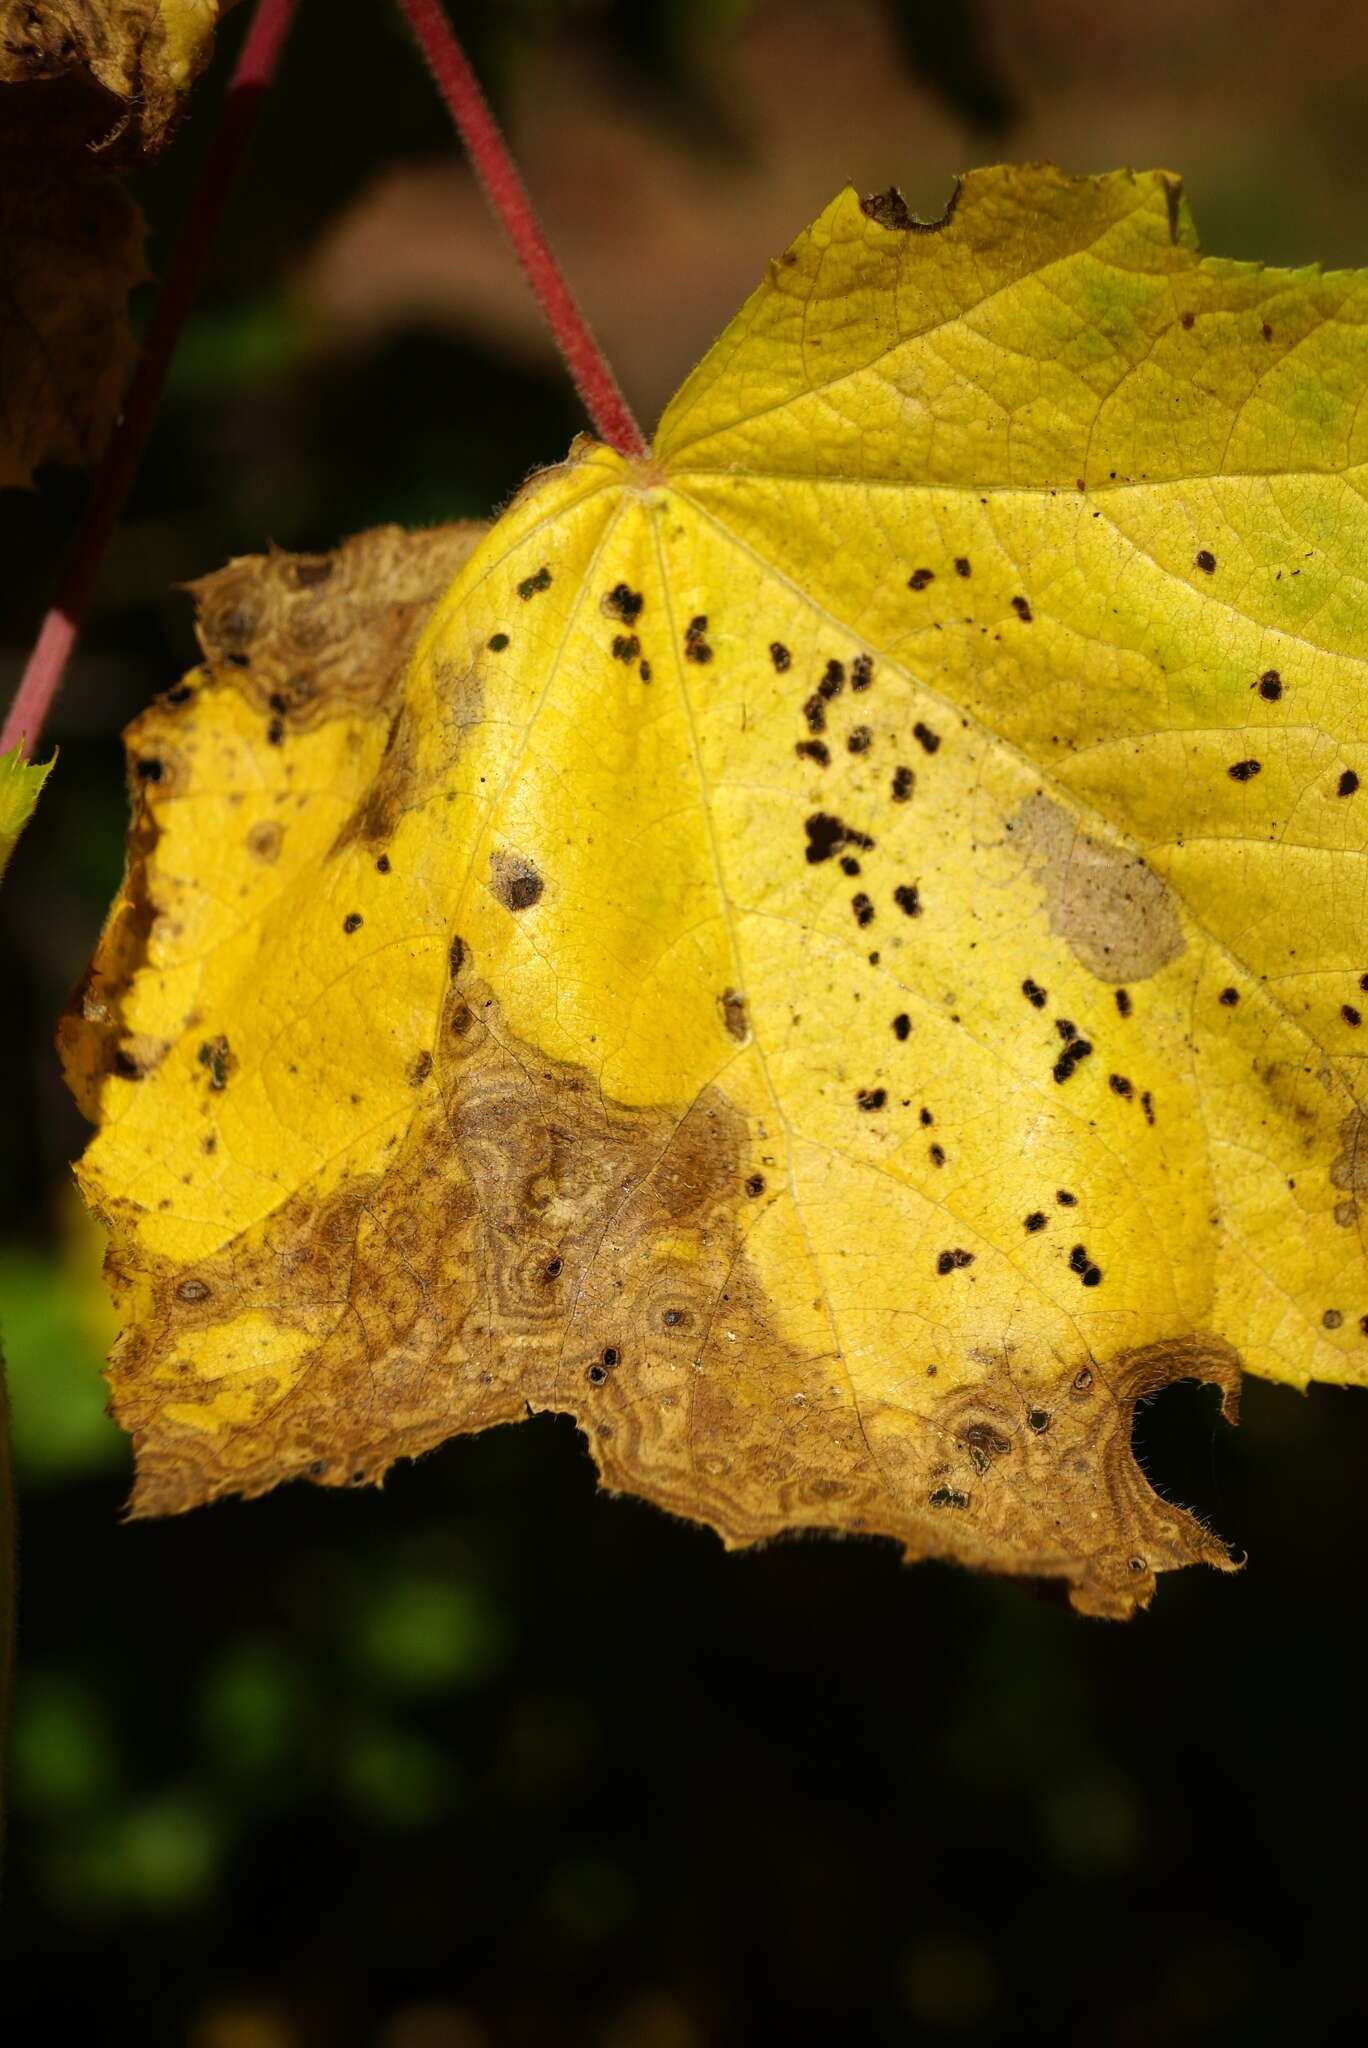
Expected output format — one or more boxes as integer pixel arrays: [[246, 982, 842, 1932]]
[[0, 0, 224, 155], [66, 167, 1368, 1614], [1, 744, 51, 881], [0, 0, 221, 485], [0, 149, 145, 488]]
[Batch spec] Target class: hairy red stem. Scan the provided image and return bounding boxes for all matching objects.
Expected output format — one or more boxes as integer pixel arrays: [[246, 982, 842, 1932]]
[[393, 0, 648, 464], [1, 0, 300, 760]]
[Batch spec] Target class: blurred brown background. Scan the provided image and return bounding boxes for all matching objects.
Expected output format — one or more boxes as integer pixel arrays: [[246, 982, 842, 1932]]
[[4, 3, 1368, 2044]]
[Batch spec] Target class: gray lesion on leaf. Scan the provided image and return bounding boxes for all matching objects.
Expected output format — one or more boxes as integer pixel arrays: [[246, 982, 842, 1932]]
[[1010, 792, 1184, 984], [1331, 1107, 1368, 1208]]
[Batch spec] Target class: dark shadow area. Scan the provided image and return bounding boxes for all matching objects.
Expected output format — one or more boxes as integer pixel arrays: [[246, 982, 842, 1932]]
[[1131, 1376, 1234, 1541]]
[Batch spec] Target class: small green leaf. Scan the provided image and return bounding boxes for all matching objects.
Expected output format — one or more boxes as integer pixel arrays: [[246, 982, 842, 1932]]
[[0, 746, 52, 885]]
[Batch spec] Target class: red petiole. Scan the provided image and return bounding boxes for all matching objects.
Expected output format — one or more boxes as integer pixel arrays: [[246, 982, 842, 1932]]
[[392, 0, 648, 464]]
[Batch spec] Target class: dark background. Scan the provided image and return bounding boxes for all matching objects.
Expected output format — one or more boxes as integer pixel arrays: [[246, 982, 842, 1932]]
[[4, 3, 1368, 2043]]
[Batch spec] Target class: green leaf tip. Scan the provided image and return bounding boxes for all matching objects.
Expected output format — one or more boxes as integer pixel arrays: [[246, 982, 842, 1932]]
[[0, 746, 53, 885]]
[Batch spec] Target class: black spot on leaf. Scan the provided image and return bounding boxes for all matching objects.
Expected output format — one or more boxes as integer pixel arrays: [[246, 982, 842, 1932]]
[[602, 583, 644, 623], [804, 813, 873, 864], [685, 615, 713, 662], [1052, 1038, 1093, 1084], [197, 1036, 234, 1091]]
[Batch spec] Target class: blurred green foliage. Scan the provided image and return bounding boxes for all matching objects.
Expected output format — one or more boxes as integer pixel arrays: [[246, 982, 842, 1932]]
[[0, 1242, 123, 1486]]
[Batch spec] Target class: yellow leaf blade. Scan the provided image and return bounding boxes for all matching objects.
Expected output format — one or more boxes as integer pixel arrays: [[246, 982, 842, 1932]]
[[68, 167, 1368, 1614]]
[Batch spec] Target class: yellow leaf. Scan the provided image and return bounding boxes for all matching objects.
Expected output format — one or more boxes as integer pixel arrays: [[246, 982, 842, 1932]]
[[66, 168, 1368, 1615]]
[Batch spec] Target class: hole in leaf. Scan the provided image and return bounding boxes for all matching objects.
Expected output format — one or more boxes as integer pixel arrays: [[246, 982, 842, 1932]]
[[1130, 1377, 1231, 1528]]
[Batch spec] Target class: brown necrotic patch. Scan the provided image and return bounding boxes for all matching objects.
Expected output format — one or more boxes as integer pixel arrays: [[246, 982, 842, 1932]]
[[103, 962, 1246, 1619], [1011, 792, 1184, 983], [190, 523, 486, 733], [489, 849, 545, 912]]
